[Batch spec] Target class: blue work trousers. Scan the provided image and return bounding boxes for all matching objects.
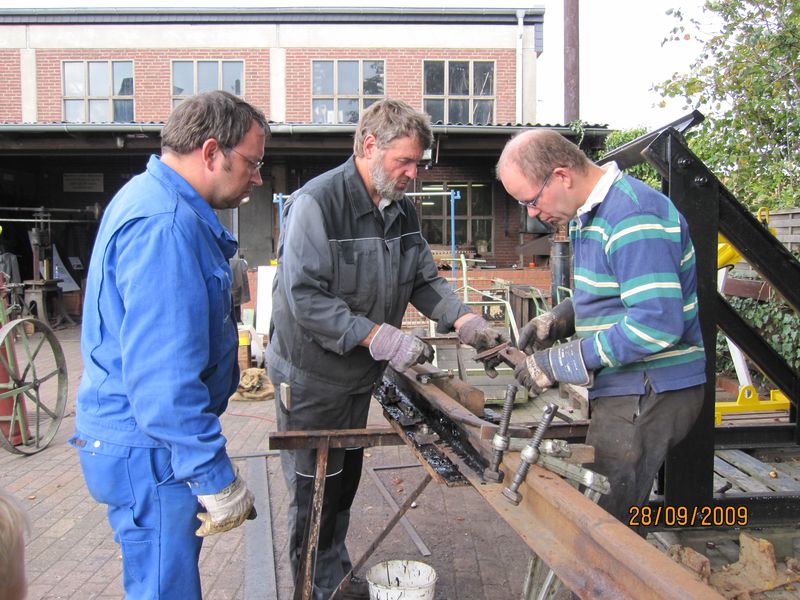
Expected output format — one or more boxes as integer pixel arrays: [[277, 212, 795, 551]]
[[71, 433, 203, 599]]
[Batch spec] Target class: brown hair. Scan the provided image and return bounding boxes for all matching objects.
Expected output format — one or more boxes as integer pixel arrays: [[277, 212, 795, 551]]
[[161, 90, 269, 155], [0, 490, 30, 597]]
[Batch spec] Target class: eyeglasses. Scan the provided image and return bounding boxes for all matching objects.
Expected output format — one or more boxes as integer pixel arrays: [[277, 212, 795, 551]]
[[517, 171, 553, 208], [229, 147, 264, 173]]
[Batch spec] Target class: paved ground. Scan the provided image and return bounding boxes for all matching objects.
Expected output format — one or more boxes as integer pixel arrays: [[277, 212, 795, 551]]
[[0, 324, 533, 599]]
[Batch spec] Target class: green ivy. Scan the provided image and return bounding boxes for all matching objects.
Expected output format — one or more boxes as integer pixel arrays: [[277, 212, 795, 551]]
[[716, 296, 800, 380]]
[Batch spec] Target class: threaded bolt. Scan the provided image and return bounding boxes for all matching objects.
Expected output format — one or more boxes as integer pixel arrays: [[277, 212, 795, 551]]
[[484, 384, 517, 482], [502, 403, 557, 504]]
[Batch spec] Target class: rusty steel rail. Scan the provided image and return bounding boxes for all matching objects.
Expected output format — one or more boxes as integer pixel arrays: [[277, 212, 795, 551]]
[[386, 368, 725, 600]]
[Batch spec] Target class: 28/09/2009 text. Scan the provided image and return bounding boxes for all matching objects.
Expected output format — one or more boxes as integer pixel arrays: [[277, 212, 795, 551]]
[[628, 505, 749, 527]]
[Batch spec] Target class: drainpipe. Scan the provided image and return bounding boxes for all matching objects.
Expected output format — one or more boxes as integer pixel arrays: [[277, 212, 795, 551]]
[[516, 9, 525, 124]]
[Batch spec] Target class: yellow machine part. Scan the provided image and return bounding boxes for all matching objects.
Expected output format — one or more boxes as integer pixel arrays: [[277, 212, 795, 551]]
[[715, 385, 791, 425]]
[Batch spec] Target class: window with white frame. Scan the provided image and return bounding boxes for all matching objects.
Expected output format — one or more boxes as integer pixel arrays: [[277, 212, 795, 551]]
[[419, 181, 493, 250], [63, 60, 134, 123], [172, 60, 244, 108], [311, 60, 385, 124], [423, 60, 495, 125]]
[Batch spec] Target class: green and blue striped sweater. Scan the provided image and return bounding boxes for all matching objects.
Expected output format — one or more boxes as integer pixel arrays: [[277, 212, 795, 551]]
[[571, 174, 706, 399]]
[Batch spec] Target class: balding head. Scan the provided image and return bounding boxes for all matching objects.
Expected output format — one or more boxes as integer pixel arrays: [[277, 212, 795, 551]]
[[497, 129, 591, 186]]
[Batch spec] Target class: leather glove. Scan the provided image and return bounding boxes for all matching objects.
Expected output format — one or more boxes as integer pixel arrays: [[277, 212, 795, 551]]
[[513, 339, 592, 397], [369, 323, 434, 372], [517, 298, 575, 354], [196, 469, 256, 537], [456, 314, 509, 378]]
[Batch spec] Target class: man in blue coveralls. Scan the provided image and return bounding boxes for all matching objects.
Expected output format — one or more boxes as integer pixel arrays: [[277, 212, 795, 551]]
[[71, 91, 269, 598]]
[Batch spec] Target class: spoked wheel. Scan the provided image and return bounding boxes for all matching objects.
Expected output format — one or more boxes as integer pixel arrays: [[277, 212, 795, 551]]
[[0, 317, 68, 454]]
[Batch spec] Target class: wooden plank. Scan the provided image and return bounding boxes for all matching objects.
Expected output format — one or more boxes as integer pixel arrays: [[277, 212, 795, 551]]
[[769, 460, 800, 482], [713, 456, 771, 493], [717, 449, 799, 492]]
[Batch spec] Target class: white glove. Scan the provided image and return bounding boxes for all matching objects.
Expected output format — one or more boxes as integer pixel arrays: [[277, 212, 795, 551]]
[[196, 469, 255, 537]]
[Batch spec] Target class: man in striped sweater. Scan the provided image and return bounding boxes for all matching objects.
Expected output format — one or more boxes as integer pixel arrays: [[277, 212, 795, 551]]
[[496, 129, 706, 523]]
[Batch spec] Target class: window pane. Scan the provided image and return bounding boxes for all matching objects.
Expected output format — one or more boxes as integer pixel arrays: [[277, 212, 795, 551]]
[[338, 61, 359, 95], [448, 61, 469, 95], [64, 99, 84, 122], [222, 61, 243, 96], [338, 98, 359, 124], [312, 99, 333, 123], [312, 61, 333, 95], [113, 61, 133, 95], [172, 98, 183, 110], [363, 98, 379, 110], [424, 61, 444, 95], [89, 99, 110, 122], [448, 184, 468, 217], [449, 99, 469, 123], [421, 220, 444, 244], [453, 219, 468, 245], [471, 184, 492, 215], [420, 196, 444, 217], [198, 62, 218, 93], [173, 61, 193, 96], [88, 62, 108, 96], [424, 99, 444, 124], [363, 61, 384, 95], [113, 99, 134, 122], [473, 100, 493, 125], [473, 62, 494, 96], [472, 219, 492, 249], [64, 62, 84, 96]]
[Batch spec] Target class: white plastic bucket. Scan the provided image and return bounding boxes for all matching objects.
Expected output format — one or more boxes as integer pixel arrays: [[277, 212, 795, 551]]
[[366, 560, 437, 600]]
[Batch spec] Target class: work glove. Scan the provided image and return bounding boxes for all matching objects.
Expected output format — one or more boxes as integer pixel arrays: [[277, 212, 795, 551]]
[[196, 469, 256, 537], [513, 339, 592, 398], [517, 298, 576, 354], [457, 313, 509, 377], [369, 323, 434, 372]]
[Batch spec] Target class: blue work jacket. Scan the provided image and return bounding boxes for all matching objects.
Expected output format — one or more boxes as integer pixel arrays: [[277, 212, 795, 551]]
[[76, 155, 239, 495]]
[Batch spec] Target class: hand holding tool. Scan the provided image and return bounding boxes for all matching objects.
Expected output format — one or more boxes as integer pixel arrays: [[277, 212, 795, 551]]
[[517, 298, 575, 354], [513, 339, 592, 397], [457, 314, 509, 377], [196, 469, 256, 537], [369, 323, 434, 372]]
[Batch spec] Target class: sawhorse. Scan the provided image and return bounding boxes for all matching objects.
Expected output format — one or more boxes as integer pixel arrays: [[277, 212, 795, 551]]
[[268, 428, 432, 600]]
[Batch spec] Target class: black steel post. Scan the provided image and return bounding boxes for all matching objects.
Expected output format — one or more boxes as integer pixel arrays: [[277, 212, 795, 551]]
[[550, 238, 571, 307]]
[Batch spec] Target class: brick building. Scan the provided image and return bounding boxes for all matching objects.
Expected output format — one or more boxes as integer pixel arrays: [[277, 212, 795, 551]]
[[0, 7, 608, 298]]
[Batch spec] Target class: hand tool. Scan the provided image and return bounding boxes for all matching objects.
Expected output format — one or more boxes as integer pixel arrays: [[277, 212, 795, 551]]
[[502, 403, 557, 505]]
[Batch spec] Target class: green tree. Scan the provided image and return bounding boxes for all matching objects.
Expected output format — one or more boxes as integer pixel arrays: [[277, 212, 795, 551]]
[[656, 0, 800, 210]]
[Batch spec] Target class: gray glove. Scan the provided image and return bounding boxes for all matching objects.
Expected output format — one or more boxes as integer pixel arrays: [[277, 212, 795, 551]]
[[517, 298, 575, 354], [457, 314, 509, 378], [513, 339, 592, 397], [369, 323, 434, 372], [457, 314, 508, 352], [196, 469, 255, 537]]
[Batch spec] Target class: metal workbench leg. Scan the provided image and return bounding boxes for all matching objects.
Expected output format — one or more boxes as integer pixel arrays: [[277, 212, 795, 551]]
[[293, 439, 330, 600]]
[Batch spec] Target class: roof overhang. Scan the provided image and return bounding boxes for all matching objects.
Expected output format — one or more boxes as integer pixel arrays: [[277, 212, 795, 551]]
[[0, 122, 610, 159]]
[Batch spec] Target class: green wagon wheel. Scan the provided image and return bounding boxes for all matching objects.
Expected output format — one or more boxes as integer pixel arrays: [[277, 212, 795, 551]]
[[0, 317, 68, 454]]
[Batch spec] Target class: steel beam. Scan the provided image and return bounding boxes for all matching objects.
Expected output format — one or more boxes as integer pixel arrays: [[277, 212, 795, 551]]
[[471, 455, 724, 600]]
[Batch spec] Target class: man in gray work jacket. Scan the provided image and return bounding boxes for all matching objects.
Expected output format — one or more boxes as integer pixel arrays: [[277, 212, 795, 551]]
[[268, 99, 505, 599]]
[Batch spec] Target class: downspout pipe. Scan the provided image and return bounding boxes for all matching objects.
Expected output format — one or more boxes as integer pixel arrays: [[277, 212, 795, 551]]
[[516, 9, 525, 124]]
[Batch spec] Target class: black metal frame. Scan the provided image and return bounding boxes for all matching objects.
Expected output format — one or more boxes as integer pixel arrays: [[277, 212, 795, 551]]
[[601, 114, 800, 525]]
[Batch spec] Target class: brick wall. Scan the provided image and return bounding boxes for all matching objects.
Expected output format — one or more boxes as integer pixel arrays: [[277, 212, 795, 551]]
[[35, 49, 270, 123], [285, 48, 516, 123], [0, 50, 22, 123]]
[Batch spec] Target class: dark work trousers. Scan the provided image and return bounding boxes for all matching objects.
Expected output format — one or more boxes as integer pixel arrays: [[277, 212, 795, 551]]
[[585, 382, 704, 525], [268, 364, 372, 600]]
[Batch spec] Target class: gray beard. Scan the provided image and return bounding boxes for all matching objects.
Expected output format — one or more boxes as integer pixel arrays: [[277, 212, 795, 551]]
[[370, 161, 405, 202]]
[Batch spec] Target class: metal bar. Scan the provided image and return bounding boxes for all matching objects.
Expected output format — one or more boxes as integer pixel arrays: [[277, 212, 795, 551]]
[[366, 466, 432, 557], [269, 428, 403, 450], [716, 293, 800, 407], [245, 457, 277, 600], [472, 455, 724, 599], [294, 442, 329, 600]]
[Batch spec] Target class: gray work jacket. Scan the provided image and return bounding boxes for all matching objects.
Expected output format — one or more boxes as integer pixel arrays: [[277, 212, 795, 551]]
[[267, 156, 471, 390]]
